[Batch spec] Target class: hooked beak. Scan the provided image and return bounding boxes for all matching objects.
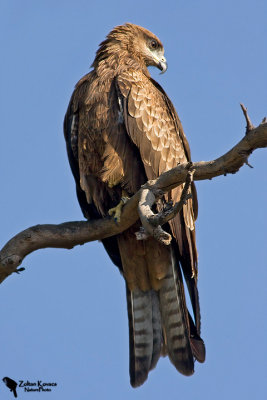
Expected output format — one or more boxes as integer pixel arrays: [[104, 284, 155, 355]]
[[158, 56, 168, 74]]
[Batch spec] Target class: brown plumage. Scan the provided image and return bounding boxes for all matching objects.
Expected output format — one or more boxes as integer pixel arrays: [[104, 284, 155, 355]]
[[64, 23, 205, 387]]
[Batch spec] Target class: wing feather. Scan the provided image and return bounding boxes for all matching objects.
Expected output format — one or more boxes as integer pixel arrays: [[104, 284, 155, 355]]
[[116, 70, 203, 338]]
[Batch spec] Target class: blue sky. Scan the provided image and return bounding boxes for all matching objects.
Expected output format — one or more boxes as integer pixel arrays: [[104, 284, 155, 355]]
[[0, 0, 266, 399]]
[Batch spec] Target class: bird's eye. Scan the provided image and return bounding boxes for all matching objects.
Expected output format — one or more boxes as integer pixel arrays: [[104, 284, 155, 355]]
[[150, 39, 158, 49]]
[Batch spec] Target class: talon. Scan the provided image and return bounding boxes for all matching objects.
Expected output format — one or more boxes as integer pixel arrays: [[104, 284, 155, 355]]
[[108, 201, 124, 222], [14, 267, 25, 274], [163, 201, 173, 212], [108, 192, 129, 222]]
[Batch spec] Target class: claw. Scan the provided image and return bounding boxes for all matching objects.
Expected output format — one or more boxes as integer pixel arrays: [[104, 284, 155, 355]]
[[108, 195, 129, 222]]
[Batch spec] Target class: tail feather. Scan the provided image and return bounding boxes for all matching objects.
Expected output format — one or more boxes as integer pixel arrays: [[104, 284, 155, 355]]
[[188, 311, 206, 363], [126, 287, 162, 387], [125, 240, 205, 386], [127, 287, 153, 387], [150, 291, 162, 370], [159, 247, 194, 376]]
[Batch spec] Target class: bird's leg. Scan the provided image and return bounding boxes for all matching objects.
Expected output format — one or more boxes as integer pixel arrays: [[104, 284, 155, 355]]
[[108, 190, 129, 223]]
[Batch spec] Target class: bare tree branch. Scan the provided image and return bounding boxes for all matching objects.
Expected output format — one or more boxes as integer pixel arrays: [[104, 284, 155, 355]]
[[0, 107, 266, 284], [240, 103, 255, 134]]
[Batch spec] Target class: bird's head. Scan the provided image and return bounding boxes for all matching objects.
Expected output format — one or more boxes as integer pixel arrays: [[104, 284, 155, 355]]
[[94, 23, 167, 74], [124, 23, 167, 73]]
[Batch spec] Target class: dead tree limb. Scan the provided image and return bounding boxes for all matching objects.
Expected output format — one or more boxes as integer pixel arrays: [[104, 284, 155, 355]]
[[0, 107, 266, 284]]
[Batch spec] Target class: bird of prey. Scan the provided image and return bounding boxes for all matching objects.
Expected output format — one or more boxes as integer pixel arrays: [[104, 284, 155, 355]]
[[3, 377, 18, 398], [64, 23, 205, 387]]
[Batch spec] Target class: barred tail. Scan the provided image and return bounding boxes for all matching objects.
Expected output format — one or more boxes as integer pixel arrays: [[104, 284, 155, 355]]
[[159, 247, 194, 375], [126, 287, 162, 387]]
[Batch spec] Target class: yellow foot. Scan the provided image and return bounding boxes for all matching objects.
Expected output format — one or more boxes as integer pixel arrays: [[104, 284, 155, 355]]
[[108, 196, 129, 223]]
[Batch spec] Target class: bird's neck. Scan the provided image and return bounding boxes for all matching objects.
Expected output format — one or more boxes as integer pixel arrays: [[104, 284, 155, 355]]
[[92, 41, 150, 78]]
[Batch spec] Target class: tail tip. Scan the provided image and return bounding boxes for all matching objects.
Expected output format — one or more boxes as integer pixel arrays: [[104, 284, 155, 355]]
[[190, 337, 206, 363], [130, 371, 148, 388]]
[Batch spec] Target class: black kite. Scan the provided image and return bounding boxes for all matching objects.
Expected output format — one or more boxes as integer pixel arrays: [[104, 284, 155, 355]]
[[64, 23, 205, 387]]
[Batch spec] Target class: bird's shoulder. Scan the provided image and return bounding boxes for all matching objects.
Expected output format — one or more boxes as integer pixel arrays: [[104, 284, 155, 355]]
[[116, 68, 164, 101], [115, 68, 190, 175]]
